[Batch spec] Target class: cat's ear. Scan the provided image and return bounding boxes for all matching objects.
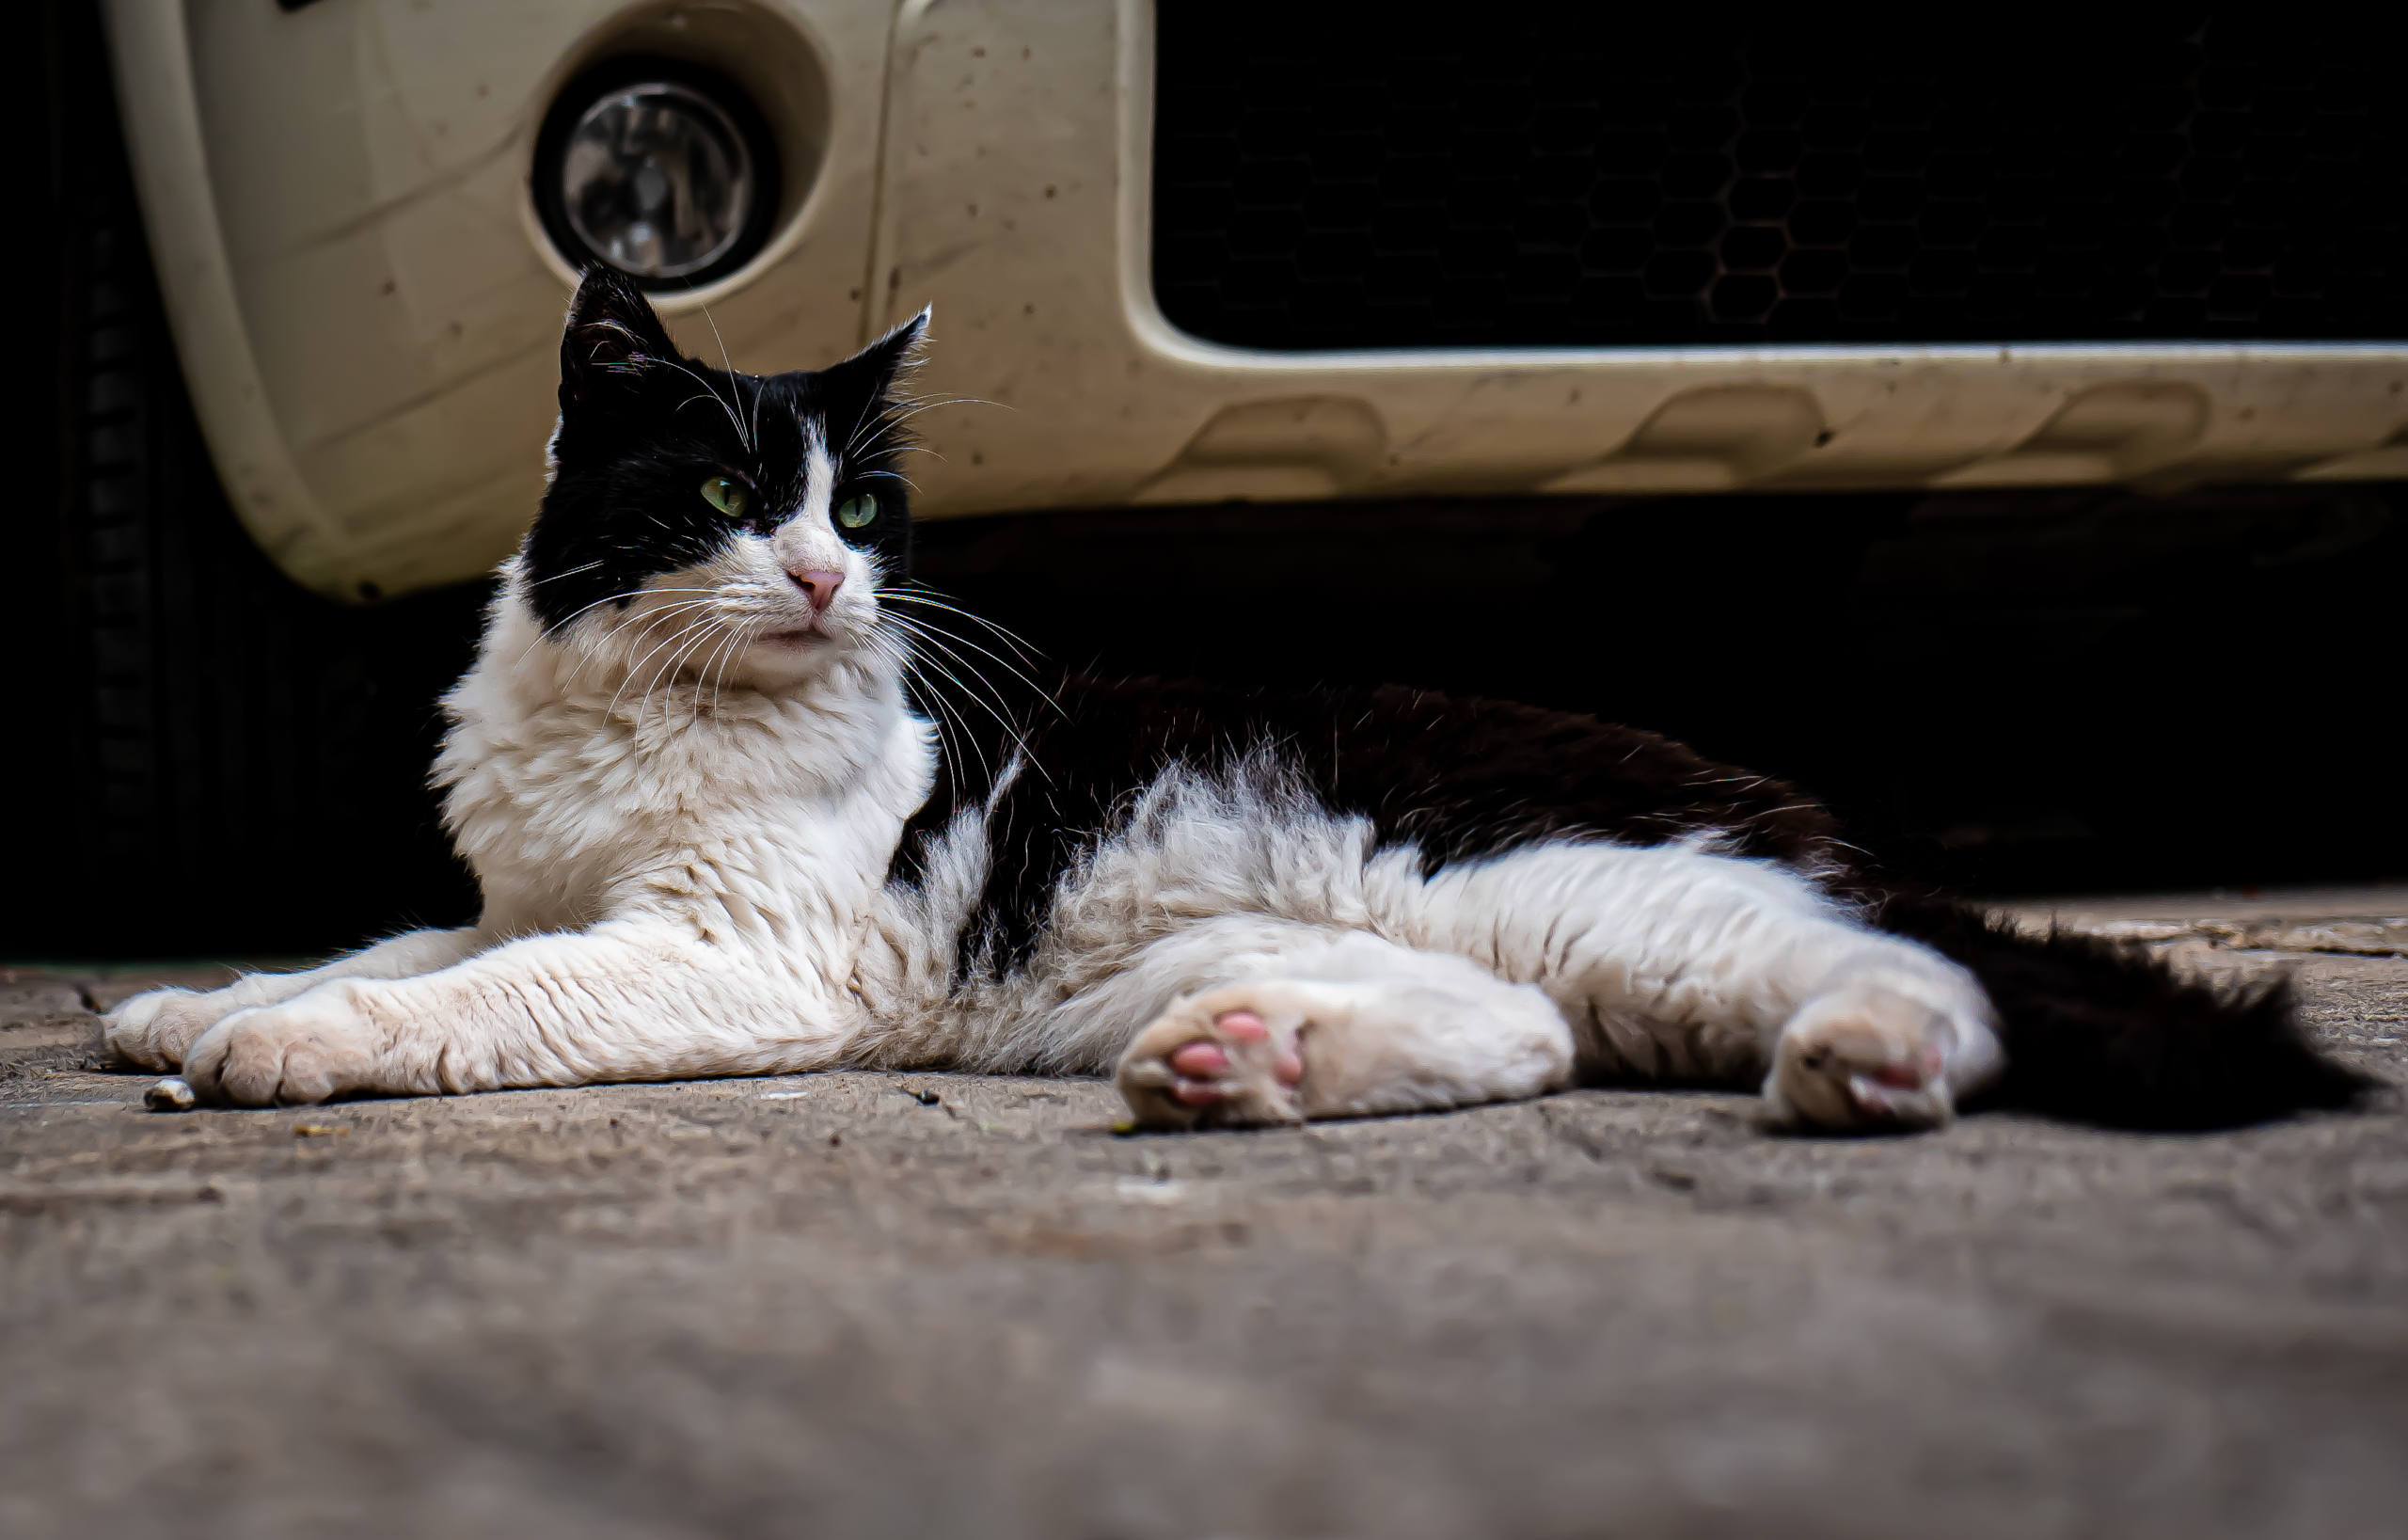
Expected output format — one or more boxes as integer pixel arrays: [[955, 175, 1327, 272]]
[[559, 266, 680, 409], [834, 307, 931, 399]]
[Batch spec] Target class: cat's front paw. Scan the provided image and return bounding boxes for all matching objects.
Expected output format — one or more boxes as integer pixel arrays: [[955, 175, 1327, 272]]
[[104, 987, 241, 1072], [1765, 981, 1960, 1135], [1117, 987, 1315, 1131], [182, 989, 382, 1107]]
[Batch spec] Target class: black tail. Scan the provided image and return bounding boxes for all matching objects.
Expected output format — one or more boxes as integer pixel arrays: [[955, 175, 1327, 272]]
[[1872, 896, 2378, 1130]]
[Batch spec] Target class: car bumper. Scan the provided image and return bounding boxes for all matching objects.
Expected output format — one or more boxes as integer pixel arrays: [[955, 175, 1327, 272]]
[[110, 0, 2408, 601]]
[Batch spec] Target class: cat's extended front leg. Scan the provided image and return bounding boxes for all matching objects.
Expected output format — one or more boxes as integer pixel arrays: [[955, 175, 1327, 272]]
[[175, 923, 848, 1106], [103, 926, 486, 1072], [1104, 928, 1576, 1131]]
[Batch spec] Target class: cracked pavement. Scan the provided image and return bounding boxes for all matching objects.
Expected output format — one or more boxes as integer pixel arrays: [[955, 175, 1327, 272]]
[[5, 890, 2405, 1538]]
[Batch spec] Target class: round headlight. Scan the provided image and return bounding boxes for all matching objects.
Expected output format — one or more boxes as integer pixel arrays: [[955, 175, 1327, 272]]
[[535, 61, 780, 289]]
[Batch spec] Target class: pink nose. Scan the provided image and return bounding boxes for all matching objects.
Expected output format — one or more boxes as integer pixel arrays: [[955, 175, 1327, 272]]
[[788, 568, 845, 611]]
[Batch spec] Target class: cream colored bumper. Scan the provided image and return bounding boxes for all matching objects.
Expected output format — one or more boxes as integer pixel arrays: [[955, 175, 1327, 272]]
[[107, 0, 2408, 602]]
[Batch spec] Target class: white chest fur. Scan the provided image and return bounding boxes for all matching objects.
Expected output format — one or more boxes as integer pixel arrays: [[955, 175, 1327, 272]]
[[433, 591, 933, 976]]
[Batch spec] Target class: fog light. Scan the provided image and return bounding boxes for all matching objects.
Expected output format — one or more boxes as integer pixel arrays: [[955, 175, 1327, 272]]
[[535, 61, 779, 289]]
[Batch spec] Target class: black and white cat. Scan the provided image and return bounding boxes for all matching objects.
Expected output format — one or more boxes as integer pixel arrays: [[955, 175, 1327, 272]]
[[104, 270, 2365, 1134]]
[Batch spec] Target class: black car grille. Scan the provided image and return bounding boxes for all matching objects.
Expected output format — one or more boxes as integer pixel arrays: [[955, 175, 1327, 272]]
[[1150, 13, 2408, 350]]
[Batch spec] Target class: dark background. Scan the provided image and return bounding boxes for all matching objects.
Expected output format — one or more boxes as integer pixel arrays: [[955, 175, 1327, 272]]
[[1149, 11, 2408, 349], [17, 2, 2405, 959]]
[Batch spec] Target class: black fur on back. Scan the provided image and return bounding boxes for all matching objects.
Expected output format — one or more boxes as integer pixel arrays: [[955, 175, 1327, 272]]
[[890, 672, 1846, 973], [887, 665, 2373, 1132]]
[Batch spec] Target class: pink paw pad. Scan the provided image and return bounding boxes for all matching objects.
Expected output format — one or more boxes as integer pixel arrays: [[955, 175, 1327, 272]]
[[1218, 1010, 1270, 1043], [1867, 1049, 1944, 1090], [1169, 1040, 1228, 1104], [1117, 994, 1322, 1130], [1163, 1011, 1307, 1105], [1215, 1011, 1304, 1086], [1170, 1041, 1228, 1076]]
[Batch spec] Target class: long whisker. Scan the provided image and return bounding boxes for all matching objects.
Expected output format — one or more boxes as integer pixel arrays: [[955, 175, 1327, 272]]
[[540, 584, 726, 638], [695, 627, 733, 717], [885, 393, 1013, 417], [585, 597, 719, 661], [839, 398, 886, 463], [895, 642, 993, 790], [695, 306, 754, 455], [609, 610, 721, 721], [878, 606, 1032, 691], [841, 392, 927, 460], [857, 614, 967, 782], [655, 357, 750, 449], [877, 614, 1002, 773], [635, 614, 727, 724], [879, 609, 1061, 720], [874, 595, 1064, 742], [837, 391, 1005, 464], [879, 611, 1017, 706], [702, 624, 746, 717], [912, 666, 969, 796], [516, 587, 725, 666], [863, 628, 972, 793], [525, 559, 605, 587], [878, 614, 1048, 777], [605, 611, 716, 722], [880, 586, 1050, 672]]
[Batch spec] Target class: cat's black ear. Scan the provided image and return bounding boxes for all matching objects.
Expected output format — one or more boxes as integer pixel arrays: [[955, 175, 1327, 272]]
[[835, 307, 931, 397], [559, 266, 681, 409]]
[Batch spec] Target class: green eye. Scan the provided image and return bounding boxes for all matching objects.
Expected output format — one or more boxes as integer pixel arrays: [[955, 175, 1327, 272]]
[[834, 493, 879, 530], [700, 476, 749, 517]]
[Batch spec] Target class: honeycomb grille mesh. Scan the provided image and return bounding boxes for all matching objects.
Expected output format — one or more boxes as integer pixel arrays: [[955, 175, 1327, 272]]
[[1150, 13, 2408, 350]]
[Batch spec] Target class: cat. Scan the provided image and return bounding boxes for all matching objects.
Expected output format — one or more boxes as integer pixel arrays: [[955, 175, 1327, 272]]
[[103, 267, 2367, 1135]]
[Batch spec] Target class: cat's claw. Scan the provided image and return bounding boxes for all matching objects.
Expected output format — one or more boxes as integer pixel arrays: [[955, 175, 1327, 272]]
[[1117, 998, 1309, 1129]]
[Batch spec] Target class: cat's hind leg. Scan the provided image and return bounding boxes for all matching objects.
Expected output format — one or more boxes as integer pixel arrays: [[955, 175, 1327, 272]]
[[103, 926, 486, 1072], [1374, 840, 2004, 1135], [1112, 933, 1574, 1131]]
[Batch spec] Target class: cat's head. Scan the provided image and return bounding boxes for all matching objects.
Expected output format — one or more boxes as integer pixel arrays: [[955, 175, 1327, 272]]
[[522, 266, 927, 692]]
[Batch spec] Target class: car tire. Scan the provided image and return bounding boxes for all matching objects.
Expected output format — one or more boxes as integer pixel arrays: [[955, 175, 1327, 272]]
[[21, 0, 480, 957]]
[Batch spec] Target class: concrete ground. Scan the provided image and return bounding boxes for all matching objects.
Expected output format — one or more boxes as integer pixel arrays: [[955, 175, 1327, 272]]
[[5, 891, 2405, 1540]]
